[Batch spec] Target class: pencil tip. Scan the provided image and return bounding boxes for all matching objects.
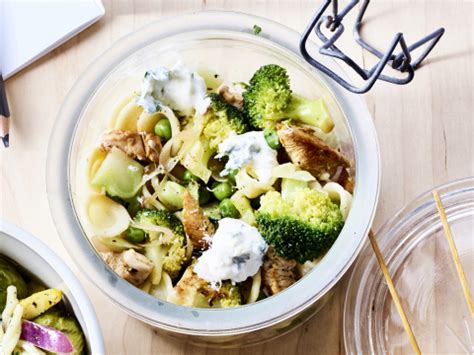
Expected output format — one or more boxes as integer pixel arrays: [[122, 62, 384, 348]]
[[2, 134, 9, 148]]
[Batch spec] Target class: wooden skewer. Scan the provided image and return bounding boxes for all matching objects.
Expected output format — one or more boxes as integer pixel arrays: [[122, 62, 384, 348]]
[[368, 230, 422, 355], [432, 190, 474, 318]]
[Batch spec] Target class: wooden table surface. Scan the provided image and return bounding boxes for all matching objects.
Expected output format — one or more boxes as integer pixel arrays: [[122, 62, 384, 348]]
[[1, 1, 472, 354]]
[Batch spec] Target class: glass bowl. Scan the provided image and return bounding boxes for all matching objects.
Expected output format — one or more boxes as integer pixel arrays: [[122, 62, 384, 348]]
[[47, 11, 379, 346], [0, 220, 105, 354], [344, 177, 474, 354]]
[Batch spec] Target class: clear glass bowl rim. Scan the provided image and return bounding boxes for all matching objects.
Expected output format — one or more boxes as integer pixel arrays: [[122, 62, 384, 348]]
[[343, 176, 474, 353], [46, 11, 380, 336]]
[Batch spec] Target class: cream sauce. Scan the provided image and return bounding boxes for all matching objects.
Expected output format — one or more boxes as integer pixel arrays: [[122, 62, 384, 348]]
[[194, 218, 267, 284], [136, 62, 209, 116], [217, 131, 278, 184]]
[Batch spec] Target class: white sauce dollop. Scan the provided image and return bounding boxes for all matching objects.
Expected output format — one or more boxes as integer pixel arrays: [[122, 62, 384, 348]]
[[136, 62, 209, 116], [194, 218, 268, 284], [217, 131, 279, 184]]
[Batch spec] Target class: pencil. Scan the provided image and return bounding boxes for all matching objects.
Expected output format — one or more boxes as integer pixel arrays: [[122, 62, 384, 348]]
[[0, 74, 10, 148]]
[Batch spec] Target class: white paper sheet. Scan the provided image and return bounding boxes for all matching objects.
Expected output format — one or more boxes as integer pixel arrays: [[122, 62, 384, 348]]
[[0, 0, 105, 79]]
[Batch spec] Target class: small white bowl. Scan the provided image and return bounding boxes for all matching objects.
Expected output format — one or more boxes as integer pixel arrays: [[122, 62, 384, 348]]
[[0, 220, 105, 355]]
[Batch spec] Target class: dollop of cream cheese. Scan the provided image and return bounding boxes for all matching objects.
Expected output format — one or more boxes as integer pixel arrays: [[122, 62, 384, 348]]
[[136, 62, 209, 116], [217, 131, 279, 184], [194, 218, 268, 284]]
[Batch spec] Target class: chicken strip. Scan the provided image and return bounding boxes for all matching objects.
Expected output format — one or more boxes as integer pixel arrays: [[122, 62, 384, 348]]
[[276, 123, 353, 191], [102, 249, 153, 286], [141, 132, 162, 163], [102, 130, 162, 163], [218, 85, 244, 110], [262, 247, 298, 295], [182, 190, 215, 250]]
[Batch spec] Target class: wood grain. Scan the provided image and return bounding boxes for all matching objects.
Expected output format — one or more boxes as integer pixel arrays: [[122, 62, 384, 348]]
[[0, 1, 472, 354]]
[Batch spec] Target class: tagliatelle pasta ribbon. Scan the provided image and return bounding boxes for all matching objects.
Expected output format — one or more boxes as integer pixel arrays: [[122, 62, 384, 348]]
[[1, 286, 24, 355], [271, 163, 315, 182], [150, 272, 175, 301], [236, 166, 275, 199], [247, 270, 262, 304], [323, 182, 353, 221]]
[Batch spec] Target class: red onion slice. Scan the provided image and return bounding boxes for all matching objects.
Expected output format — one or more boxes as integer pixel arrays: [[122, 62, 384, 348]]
[[20, 320, 73, 353]]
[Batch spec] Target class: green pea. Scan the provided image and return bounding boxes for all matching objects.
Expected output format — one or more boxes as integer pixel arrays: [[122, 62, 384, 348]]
[[154, 118, 172, 140], [198, 186, 211, 205], [212, 182, 233, 201], [125, 227, 145, 243], [263, 128, 281, 150], [227, 169, 239, 184], [219, 198, 240, 218], [183, 169, 199, 182]]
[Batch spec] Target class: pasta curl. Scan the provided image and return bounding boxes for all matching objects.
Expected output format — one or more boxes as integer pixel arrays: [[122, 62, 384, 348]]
[[85, 194, 131, 237], [113, 98, 144, 132]]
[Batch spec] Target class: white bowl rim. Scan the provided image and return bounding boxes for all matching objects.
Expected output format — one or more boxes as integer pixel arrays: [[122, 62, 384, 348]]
[[46, 10, 380, 335], [0, 219, 105, 354]]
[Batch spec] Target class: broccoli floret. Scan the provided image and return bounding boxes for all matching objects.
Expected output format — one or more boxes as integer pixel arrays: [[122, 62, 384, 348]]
[[243, 64, 334, 132], [215, 282, 242, 308], [163, 242, 187, 278], [255, 188, 344, 263], [202, 93, 250, 149], [135, 209, 187, 278], [169, 266, 241, 308], [135, 209, 183, 235], [243, 64, 291, 129]]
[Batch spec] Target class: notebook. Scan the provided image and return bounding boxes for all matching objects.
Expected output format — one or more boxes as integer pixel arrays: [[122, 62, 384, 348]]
[[1, 0, 105, 79]]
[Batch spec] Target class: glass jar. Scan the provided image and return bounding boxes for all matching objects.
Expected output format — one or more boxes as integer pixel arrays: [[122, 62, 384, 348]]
[[344, 177, 474, 354], [47, 11, 380, 346]]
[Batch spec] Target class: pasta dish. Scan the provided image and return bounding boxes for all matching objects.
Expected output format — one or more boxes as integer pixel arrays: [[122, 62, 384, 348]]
[[82, 62, 354, 308], [0, 256, 85, 354]]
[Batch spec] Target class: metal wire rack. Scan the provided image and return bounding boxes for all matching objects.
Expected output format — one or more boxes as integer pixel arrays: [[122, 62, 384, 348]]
[[300, 0, 445, 93]]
